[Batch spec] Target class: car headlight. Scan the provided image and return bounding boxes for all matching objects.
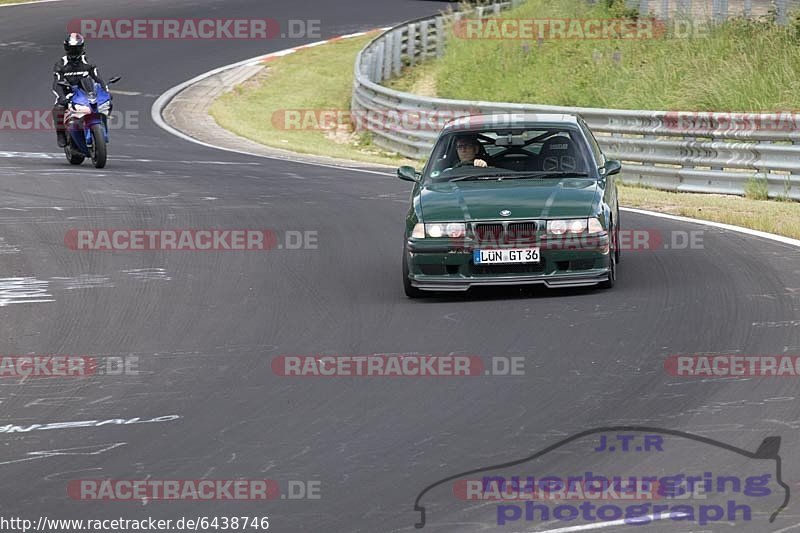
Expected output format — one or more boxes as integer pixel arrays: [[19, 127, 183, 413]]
[[424, 223, 466, 238], [547, 219, 589, 235], [412, 223, 425, 238], [588, 217, 605, 235]]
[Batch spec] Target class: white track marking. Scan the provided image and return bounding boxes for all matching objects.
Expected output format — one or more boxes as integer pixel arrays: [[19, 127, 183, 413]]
[[0, 151, 59, 159], [0, 0, 62, 8]]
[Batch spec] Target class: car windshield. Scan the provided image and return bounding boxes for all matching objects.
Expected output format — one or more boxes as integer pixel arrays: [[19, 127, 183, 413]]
[[423, 127, 592, 182]]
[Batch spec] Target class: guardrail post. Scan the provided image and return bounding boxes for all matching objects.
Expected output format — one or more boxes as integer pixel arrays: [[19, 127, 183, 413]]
[[383, 31, 394, 81], [713, 0, 729, 22], [407, 23, 416, 67], [775, 0, 788, 24], [373, 43, 385, 82], [790, 139, 799, 199], [392, 30, 403, 76], [743, 0, 752, 17], [420, 20, 429, 61], [435, 16, 445, 58]]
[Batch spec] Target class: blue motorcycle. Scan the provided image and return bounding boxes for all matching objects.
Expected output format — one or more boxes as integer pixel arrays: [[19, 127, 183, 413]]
[[57, 75, 120, 168]]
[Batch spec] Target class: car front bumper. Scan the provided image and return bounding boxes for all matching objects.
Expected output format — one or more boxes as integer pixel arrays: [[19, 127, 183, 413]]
[[405, 235, 611, 291]]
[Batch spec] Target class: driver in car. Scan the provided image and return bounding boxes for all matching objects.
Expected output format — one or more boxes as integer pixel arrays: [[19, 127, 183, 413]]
[[454, 135, 488, 167], [52, 33, 107, 147]]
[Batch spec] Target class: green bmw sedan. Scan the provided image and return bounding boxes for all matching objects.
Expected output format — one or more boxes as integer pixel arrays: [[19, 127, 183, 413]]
[[398, 113, 621, 298]]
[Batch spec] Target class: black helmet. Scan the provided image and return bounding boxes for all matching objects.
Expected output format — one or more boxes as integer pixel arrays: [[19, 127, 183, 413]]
[[63, 33, 85, 59]]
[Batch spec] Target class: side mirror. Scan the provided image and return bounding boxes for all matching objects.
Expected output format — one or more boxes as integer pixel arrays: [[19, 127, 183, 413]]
[[602, 159, 622, 177], [108, 76, 121, 84], [397, 165, 419, 183]]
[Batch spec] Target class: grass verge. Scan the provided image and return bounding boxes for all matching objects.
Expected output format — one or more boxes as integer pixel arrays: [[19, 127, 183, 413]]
[[209, 34, 417, 167], [620, 183, 800, 240], [209, 17, 800, 241], [433, 0, 800, 111]]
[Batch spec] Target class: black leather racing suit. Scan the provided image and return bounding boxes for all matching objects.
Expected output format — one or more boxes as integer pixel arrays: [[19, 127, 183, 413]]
[[52, 54, 107, 145]]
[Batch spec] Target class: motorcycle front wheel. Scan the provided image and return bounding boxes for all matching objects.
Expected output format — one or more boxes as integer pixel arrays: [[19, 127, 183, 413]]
[[89, 124, 107, 169], [64, 141, 85, 165]]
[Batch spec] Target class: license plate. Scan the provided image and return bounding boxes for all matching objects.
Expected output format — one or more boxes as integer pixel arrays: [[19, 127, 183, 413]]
[[473, 248, 540, 264]]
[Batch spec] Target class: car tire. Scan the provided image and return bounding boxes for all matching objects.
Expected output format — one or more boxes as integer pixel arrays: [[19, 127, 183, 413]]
[[614, 223, 621, 264], [402, 251, 425, 299]]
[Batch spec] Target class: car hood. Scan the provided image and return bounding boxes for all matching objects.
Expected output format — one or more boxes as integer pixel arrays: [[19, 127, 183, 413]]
[[419, 177, 601, 221]]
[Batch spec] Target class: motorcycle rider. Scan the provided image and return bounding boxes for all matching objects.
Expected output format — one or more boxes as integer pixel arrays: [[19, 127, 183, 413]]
[[52, 33, 107, 147]]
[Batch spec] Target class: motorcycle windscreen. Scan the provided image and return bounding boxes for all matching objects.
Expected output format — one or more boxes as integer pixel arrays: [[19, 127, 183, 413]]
[[70, 75, 96, 105], [411, 428, 788, 532]]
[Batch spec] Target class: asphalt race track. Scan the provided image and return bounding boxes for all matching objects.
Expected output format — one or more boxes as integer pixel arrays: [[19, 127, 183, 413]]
[[0, 1, 798, 532]]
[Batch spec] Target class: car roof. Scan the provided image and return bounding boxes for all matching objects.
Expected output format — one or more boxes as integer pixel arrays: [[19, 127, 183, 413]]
[[441, 113, 582, 132]]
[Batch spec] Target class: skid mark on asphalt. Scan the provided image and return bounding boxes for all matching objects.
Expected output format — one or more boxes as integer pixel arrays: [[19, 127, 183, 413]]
[[0, 277, 54, 306], [0, 443, 126, 467], [0, 270, 180, 306], [122, 268, 171, 282], [0, 41, 43, 52], [0, 237, 20, 254], [50, 274, 114, 290], [753, 319, 800, 328]]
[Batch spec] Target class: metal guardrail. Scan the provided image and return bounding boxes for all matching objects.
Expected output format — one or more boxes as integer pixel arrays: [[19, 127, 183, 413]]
[[352, 1, 800, 200], [633, 0, 800, 24]]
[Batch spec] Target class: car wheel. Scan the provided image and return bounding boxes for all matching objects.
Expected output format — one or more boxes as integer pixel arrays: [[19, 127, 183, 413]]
[[402, 251, 425, 299], [614, 223, 621, 264]]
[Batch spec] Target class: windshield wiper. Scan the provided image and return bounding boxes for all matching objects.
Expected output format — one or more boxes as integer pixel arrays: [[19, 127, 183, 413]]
[[448, 171, 591, 182], [517, 171, 591, 179], [448, 174, 503, 182]]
